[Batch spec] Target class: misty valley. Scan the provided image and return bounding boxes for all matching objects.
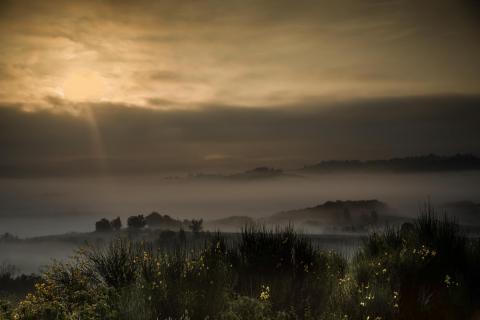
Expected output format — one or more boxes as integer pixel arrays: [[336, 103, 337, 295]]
[[2, 0, 480, 317], [1, 158, 480, 319]]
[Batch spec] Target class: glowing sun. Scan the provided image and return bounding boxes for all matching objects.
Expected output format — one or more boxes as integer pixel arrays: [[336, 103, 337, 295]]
[[62, 70, 105, 101]]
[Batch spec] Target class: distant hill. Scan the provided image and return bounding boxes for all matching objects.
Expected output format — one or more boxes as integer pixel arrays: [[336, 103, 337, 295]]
[[228, 167, 286, 180], [301, 154, 480, 173], [268, 200, 401, 231], [166, 154, 480, 181], [182, 167, 300, 181]]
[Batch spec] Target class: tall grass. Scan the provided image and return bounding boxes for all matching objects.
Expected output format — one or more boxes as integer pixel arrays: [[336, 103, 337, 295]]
[[9, 207, 480, 320]]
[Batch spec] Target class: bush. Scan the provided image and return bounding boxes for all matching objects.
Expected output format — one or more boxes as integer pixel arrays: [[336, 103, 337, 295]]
[[235, 225, 345, 318], [13, 261, 115, 319], [324, 204, 478, 320], [219, 296, 273, 320], [11, 209, 480, 320]]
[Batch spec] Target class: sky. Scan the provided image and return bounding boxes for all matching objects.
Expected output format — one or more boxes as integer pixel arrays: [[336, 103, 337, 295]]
[[1, 0, 480, 176]]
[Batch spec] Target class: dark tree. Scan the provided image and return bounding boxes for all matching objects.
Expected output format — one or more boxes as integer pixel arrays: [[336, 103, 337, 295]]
[[127, 215, 146, 229], [188, 219, 203, 234], [110, 217, 122, 231], [95, 218, 113, 232], [145, 212, 163, 227]]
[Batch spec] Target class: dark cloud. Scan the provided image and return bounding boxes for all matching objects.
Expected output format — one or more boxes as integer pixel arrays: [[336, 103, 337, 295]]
[[1, 94, 479, 177]]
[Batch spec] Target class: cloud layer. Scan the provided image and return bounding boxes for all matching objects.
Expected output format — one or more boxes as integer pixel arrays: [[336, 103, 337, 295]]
[[1, 0, 479, 176], [0, 0, 479, 109], [1, 94, 479, 176]]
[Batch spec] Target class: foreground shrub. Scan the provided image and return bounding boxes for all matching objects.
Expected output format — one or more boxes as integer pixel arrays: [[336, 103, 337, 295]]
[[236, 226, 346, 318], [11, 207, 480, 320], [0, 298, 13, 320], [323, 204, 479, 320], [219, 296, 273, 320], [13, 261, 115, 319]]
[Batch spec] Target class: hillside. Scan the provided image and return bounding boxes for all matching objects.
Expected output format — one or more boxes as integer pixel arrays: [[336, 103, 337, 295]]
[[185, 167, 300, 181], [268, 200, 400, 231]]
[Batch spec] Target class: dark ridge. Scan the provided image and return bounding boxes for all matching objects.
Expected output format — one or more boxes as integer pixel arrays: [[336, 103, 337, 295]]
[[301, 153, 480, 173], [269, 199, 399, 231]]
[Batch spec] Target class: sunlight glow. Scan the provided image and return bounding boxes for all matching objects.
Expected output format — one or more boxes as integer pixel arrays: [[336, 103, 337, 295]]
[[62, 70, 106, 102]]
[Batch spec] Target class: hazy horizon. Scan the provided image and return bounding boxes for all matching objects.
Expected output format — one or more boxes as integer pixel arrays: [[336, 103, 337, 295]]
[[1, 170, 479, 237], [1, 0, 479, 237]]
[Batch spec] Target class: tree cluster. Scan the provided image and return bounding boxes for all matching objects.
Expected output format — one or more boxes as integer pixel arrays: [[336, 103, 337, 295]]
[[95, 213, 203, 233], [95, 217, 122, 232]]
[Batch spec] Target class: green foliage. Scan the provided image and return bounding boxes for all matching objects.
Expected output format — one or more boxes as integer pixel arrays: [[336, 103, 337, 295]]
[[236, 225, 345, 318], [82, 238, 139, 288], [10, 207, 480, 320], [219, 296, 273, 320], [13, 261, 115, 319], [322, 204, 479, 320], [0, 298, 13, 320]]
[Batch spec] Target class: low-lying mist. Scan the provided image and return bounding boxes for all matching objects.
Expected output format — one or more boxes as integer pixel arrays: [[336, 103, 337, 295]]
[[1, 171, 479, 237], [1, 170, 480, 274]]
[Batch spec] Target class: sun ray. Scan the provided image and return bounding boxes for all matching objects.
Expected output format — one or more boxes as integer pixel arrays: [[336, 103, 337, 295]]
[[83, 104, 109, 175]]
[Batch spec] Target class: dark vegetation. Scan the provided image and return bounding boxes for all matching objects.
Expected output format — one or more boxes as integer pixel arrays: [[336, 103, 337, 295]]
[[171, 154, 480, 182], [208, 200, 402, 232], [441, 201, 480, 226], [2, 205, 480, 319], [95, 214, 203, 234], [187, 167, 287, 181], [0, 263, 39, 319], [302, 154, 480, 173], [269, 200, 394, 232]]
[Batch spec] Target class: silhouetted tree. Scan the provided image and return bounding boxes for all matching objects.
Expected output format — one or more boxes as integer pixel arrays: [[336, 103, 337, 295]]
[[189, 219, 203, 234], [146, 212, 163, 227], [127, 215, 146, 229], [146, 212, 182, 229], [95, 218, 113, 232], [110, 217, 122, 231], [0, 233, 18, 242]]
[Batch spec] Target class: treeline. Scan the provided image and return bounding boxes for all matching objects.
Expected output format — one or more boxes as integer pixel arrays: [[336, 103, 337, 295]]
[[95, 212, 203, 233], [302, 153, 480, 173]]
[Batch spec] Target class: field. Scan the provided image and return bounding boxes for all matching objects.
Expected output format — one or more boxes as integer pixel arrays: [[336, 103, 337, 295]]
[[1, 206, 479, 320]]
